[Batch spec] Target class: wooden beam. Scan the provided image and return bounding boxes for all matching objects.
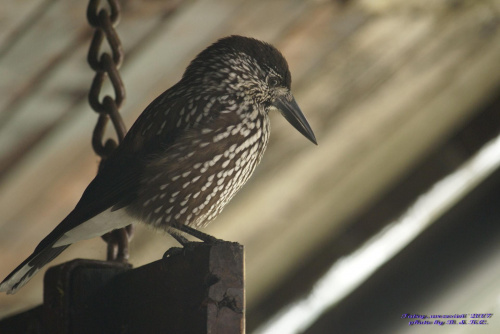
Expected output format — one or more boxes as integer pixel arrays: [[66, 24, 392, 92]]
[[0, 241, 244, 334]]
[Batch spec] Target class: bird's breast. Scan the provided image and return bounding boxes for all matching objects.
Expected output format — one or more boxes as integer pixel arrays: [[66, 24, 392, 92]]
[[128, 111, 270, 230]]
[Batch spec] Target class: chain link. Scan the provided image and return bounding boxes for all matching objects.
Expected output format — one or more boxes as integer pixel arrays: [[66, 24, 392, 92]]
[[86, 0, 133, 262]]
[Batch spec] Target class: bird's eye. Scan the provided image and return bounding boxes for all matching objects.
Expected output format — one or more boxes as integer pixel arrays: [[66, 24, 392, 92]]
[[268, 76, 280, 88]]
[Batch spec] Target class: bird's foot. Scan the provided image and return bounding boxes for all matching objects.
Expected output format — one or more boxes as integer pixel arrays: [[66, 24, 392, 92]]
[[173, 225, 224, 244], [169, 231, 190, 246]]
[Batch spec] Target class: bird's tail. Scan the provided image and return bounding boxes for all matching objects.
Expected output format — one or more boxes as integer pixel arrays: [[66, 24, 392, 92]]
[[0, 205, 133, 294], [0, 244, 69, 294]]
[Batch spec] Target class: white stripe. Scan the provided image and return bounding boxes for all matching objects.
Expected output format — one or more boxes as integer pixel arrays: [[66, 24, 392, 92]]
[[53, 208, 136, 247]]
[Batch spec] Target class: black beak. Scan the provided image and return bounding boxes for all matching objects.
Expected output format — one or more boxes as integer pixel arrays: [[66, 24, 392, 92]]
[[273, 95, 317, 145]]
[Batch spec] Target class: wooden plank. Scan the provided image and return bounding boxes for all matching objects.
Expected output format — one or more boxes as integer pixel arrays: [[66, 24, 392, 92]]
[[0, 306, 43, 334], [0, 242, 244, 334]]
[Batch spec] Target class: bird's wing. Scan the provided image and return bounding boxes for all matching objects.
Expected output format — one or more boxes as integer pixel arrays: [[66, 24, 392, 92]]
[[32, 89, 201, 246], [1, 89, 216, 293], [119, 84, 194, 155]]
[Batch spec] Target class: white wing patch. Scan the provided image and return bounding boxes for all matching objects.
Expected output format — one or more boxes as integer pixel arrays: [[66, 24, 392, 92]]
[[53, 208, 136, 247]]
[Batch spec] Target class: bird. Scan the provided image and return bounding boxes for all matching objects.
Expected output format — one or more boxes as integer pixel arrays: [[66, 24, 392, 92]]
[[0, 35, 316, 294]]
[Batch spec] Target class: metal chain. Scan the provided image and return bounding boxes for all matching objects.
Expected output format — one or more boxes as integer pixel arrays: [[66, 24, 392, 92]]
[[86, 0, 133, 262]]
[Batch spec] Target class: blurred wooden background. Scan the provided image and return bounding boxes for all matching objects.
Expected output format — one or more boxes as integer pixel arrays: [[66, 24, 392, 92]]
[[1, 0, 500, 333]]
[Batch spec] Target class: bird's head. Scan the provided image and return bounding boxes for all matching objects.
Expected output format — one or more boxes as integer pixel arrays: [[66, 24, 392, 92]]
[[183, 35, 317, 145]]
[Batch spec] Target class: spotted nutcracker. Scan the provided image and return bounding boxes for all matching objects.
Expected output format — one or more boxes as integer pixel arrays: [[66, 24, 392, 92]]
[[0, 35, 316, 294]]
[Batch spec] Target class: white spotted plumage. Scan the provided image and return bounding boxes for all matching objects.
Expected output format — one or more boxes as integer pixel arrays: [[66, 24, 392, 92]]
[[1, 35, 316, 295], [133, 99, 270, 228]]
